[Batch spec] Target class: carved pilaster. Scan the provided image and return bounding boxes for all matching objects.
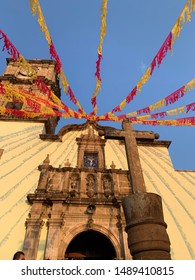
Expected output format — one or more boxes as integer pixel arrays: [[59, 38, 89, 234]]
[[116, 206, 125, 260], [44, 218, 64, 260], [23, 218, 44, 260], [44, 203, 64, 260]]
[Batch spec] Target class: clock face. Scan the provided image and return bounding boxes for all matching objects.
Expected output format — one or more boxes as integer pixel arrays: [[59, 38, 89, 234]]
[[19, 69, 32, 76], [17, 67, 37, 78]]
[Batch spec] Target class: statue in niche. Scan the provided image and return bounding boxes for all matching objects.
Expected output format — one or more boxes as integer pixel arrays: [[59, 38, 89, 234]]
[[69, 173, 80, 197], [86, 174, 97, 198], [102, 175, 113, 198]]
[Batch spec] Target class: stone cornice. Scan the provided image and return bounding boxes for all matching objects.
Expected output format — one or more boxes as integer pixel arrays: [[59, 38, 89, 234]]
[[39, 134, 61, 141], [27, 193, 124, 206], [6, 57, 57, 65], [137, 140, 171, 148], [58, 120, 160, 141], [0, 115, 48, 123]]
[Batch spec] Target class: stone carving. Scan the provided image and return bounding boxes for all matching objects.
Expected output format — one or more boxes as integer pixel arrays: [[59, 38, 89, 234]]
[[69, 173, 80, 197], [87, 217, 94, 229], [102, 175, 113, 198], [110, 161, 116, 169], [86, 174, 97, 198]]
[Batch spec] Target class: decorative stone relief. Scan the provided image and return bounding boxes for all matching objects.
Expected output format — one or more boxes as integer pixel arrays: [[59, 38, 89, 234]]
[[69, 173, 80, 197], [102, 174, 114, 198], [86, 174, 97, 198]]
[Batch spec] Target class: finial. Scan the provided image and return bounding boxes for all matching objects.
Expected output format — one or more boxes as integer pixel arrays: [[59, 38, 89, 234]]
[[110, 161, 116, 169], [88, 125, 94, 137], [43, 154, 50, 165], [64, 159, 71, 167]]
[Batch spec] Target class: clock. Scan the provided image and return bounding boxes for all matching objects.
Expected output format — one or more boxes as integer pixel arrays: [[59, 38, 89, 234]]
[[18, 69, 32, 76], [17, 67, 37, 78]]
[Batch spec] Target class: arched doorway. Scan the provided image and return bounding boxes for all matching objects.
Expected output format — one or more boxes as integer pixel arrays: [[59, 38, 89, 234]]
[[65, 230, 116, 260]]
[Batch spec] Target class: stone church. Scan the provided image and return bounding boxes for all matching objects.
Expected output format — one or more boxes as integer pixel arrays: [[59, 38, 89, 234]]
[[0, 59, 194, 260]]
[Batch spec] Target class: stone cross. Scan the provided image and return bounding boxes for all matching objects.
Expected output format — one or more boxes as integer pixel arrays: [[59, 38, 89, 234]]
[[101, 119, 146, 193]]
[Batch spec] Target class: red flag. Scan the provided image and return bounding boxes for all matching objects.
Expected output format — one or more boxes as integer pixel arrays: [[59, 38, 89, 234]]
[[95, 53, 102, 81], [126, 86, 137, 104], [49, 41, 62, 74], [165, 86, 185, 106], [150, 32, 172, 75], [0, 29, 20, 60]]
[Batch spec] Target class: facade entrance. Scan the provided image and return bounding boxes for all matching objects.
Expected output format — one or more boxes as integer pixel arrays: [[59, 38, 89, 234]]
[[65, 230, 116, 260]]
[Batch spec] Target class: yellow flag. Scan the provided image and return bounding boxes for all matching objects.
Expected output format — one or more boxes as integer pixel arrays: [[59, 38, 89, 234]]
[[137, 67, 151, 92]]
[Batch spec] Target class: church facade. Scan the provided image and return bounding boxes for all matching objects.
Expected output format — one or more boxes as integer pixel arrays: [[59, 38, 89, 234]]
[[0, 59, 194, 260]]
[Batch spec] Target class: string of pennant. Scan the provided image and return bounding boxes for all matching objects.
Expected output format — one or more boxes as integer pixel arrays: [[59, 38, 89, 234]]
[[104, 0, 195, 116], [0, 0, 195, 126], [90, 0, 108, 116], [0, 29, 86, 120], [30, 0, 86, 116]]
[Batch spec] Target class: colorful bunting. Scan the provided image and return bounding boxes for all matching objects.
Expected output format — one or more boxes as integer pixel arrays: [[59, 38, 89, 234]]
[[132, 102, 195, 120], [105, 0, 195, 116], [151, 33, 172, 75], [29, 0, 86, 116], [1, 1, 195, 127], [0, 29, 20, 60], [90, 0, 108, 115], [0, 28, 86, 119], [126, 78, 195, 118], [132, 117, 195, 126], [49, 41, 62, 74]]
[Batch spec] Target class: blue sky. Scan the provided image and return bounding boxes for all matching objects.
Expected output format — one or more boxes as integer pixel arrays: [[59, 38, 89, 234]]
[[0, 0, 195, 170]]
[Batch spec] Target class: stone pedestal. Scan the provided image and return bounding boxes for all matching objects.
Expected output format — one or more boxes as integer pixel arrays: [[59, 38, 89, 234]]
[[122, 192, 171, 260]]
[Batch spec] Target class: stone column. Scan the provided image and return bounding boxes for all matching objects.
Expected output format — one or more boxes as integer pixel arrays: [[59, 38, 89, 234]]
[[116, 208, 126, 259], [44, 203, 64, 260], [122, 192, 171, 260], [23, 218, 44, 260]]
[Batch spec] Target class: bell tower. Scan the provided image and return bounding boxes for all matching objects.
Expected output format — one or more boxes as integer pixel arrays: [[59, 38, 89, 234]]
[[0, 58, 61, 134]]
